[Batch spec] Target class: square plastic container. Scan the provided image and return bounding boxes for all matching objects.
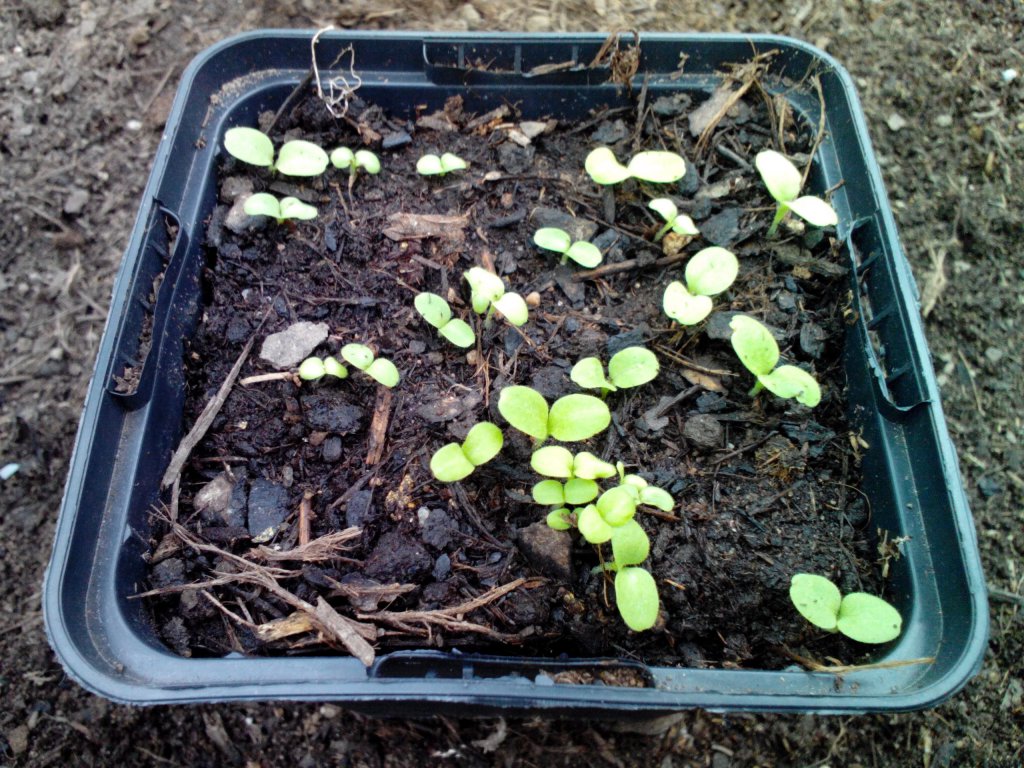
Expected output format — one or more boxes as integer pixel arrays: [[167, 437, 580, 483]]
[[43, 31, 987, 714]]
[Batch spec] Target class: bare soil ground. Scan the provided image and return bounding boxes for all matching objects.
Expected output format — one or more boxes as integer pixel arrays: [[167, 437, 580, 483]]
[[1, 1, 1021, 766]]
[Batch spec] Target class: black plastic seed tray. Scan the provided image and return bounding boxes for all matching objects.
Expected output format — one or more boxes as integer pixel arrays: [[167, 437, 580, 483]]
[[43, 31, 987, 713]]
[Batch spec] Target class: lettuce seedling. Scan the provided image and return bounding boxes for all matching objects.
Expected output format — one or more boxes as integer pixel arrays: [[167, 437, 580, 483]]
[[330, 147, 381, 175], [532, 228, 603, 268], [243, 193, 318, 224], [648, 198, 699, 242], [530, 448, 616, 508], [413, 292, 475, 348], [416, 152, 468, 176], [663, 246, 739, 326], [571, 346, 659, 396], [298, 355, 348, 381], [584, 147, 687, 185], [340, 343, 400, 388], [613, 462, 675, 512], [729, 315, 821, 407], [789, 573, 902, 644], [429, 422, 503, 482], [497, 386, 610, 444], [609, 521, 660, 631], [755, 150, 839, 236], [224, 127, 329, 176], [464, 267, 529, 327]]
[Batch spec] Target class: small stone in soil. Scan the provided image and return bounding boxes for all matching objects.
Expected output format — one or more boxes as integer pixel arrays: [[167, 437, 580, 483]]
[[259, 321, 329, 369], [63, 188, 90, 215], [225, 316, 251, 343], [497, 142, 534, 174], [530, 206, 598, 243], [301, 394, 364, 434], [219, 176, 253, 203], [151, 557, 185, 588], [345, 490, 374, 529], [530, 365, 570, 400], [699, 207, 742, 246], [408, 340, 426, 355], [416, 390, 482, 424], [504, 327, 524, 356], [689, 196, 713, 220], [607, 325, 649, 356], [553, 263, 586, 305], [592, 228, 621, 253], [195, 472, 247, 528], [363, 531, 433, 582], [224, 196, 264, 235], [419, 507, 457, 549], [978, 475, 1002, 498], [247, 479, 289, 543], [799, 321, 828, 359], [683, 414, 724, 450], [516, 522, 572, 582], [161, 617, 191, 657], [322, 436, 343, 463], [676, 157, 701, 196], [776, 291, 798, 313], [433, 553, 452, 581], [591, 119, 629, 144], [381, 130, 412, 149]]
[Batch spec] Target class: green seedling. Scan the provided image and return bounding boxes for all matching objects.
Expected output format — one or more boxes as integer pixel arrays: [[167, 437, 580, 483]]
[[570, 346, 659, 396], [613, 462, 675, 512], [243, 193, 318, 224], [340, 343, 400, 388], [729, 315, 821, 407], [755, 150, 838, 236], [532, 228, 603, 268], [413, 292, 476, 348], [224, 127, 329, 176], [429, 422, 503, 482], [530, 448, 616, 508], [649, 198, 699, 242], [416, 152, 468, 176], [464, 267, 529, 327], [663, 246, 739, 326], [789, 573, 902, 644], [497, 386, 610, 444], [297, 355, 348, 381], [330, 147, 382, 175], [584, 147, 687, 185], [609, 521, 660, 632]]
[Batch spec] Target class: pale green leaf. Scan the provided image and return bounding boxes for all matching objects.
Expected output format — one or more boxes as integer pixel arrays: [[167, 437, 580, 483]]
[[438, 318, 475, 348], [577, 504, 613, 544], [224, 127, 274, 167], [663, 281, 713, 326], [440, 152, 467, 172], [330, 146, 355, 169], [572, 452, 617, 480], [365, 358, 399, 388], [787, 195, 838, 228], [648, 197, 678, 223], [548, 393, 611, 442], [416, 154, 444, 175], [533, 228, 572, 253], [584, 147, 631, 185], [462, 421, 503, 466], [608, 346, 659, 389], [672, 214, 699, 236], [414, 292, 452, 329], [340, 343, 374, 371], [465, 267, 505, 314], [323, 356, 348, 379], [837, 593, 903, 644], [354, 150, 381, 174], [614, 567, 660, 631], [610, 520, 650, 567], [755, 149, 803, 202], [493, 292, 529, 326], [626, 151, 687, 183], [565, 241, 603, 268], [759, 365, 822, 407], [729, 315, 780, 377], [532, 480, 565, 506], [497, 386, 549, 442], [622, 474, 648, 489], [279, 197, 317, 221], [243, 192, 281, 220], [275, 140, 329, 176], [639, 486, 674, 512], [563, 478, 599, 505], [430, 443, 475, 483], [789, 573, 841, 631], [546, 508, 573, 531], [298, 357, 325, 380], [530, 445, 574, 478], [570, 357, 614, 392], [685, 246, 738, 297], [596, 486, 636, 526]]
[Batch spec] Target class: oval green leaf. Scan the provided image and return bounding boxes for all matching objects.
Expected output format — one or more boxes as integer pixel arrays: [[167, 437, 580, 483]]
[[465, 267, 505, 313], [340, 343, 374, 371], [622, 473, 648, 490], [365, 358, 399, 388], [836, 593, 903, 644], [788, 195, 838, 228], [276, 140, 329, 177], [298, 357, 325, 380], [563, 478, 599, 505], [572, 452, 617, 480], [610, 519, 650, 567], [577, 504, 613, 544], [759, 365, 822, 407], [532, 480, 565, 506], [648, 197, 678, 223], [685, 246, 738, 297], [548, 393, 611, 442], [639, 486, 674, 512], [354, 149, 381, 174], [493, 292, 529, 327], [414, 292, 452, 329], [755, 149, 803, 203], [789, 573, 841, 631], [243, 192, 281, 220], [322, 356, 348, 379], [729, 315, 780, 377], [672, 214, 699, 236], [614, 567, 660, 631], [533, 227, 572, 254], [279, 197, 317, 221], [440, 152, 467, 172], [497, 386, 549, 442], [438, 318, 475, 348], [570, 357, 613, 392], [330, 146, 355, 169], [462, 421, 503, 466], [663, 281, 713, 326], [224, 127, 274, 167], [430, 443, 475, 483], [416, 154, 444, 175], [565, 241, 603, 268], [546, 508, 573, 531], [626, 151, 687, 183], [596, 486, 636, 526], [584, 147, 631, 185], [608, 346, 659, 389], [530, 445, 574, 478]]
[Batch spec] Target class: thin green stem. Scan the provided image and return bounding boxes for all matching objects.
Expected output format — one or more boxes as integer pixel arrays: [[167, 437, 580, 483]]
[[767, 203, 789, 237], [653, 220, 674, 242], [749, 379, 765, 398]]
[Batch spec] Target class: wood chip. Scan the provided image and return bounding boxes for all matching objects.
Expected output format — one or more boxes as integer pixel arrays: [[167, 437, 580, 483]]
[[365, 387, 393, 466], [382, 213, 469, 242]]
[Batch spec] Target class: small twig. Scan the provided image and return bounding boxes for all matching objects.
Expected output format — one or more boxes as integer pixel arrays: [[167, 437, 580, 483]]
[[365, 387, 393, 466], [254, 528, 361, 563], [784, 649, 935, 674], [161, 337, 254, 489], [240, 371, 295, 386], [711, 432, 776, 466], [800, 76, 829, 189], [573, 250, 689, 282], [989, 586, 1024, 607], [298, 491, 314, 547]]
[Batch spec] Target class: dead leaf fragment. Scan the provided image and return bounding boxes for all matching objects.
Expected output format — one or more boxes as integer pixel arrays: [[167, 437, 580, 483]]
[[382, 213, 469, 242]]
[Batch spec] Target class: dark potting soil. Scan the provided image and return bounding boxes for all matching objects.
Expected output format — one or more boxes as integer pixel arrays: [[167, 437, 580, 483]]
[[143, 79, 887, 670]]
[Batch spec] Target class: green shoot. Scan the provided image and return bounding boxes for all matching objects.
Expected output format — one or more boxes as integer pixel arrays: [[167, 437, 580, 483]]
[[497, 386, 610, 444], [584, 147, 687, 185], [755, 150, 838, 236], [416, 152, 468, 176], [530, 447, 616, 480], [429, 422, 503, 482], [243, 193, 317, 224], [330, 147, 381, 175], [224, 127, 329, 176], [339, 343, 400, 388], [614, 463, 675, 511], [614, 567, 660, 631], [298, 355, 348, 381], [789, 573, 902, 644], [662, 246, 739, 325], [649, 198, 699, 242], [464, 267, 529, 327], [414, 292, 476, 348], [571, 346, 659, 395], [533, 228, 603, 268], [728, 315, 821, 407]]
